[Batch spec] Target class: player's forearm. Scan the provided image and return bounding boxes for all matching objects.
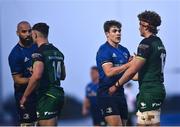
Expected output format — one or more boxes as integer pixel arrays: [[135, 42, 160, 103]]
[[84, 98, 90, 108], [82, 98, 90, 115], [23, 76, 38, 98], [82, 103, 89, 112], [118, 68, 137, 87], [106, 63, 129, 77]]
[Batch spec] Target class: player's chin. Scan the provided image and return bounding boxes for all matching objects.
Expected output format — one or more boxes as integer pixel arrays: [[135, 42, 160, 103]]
[[115, 40, 120, 44]]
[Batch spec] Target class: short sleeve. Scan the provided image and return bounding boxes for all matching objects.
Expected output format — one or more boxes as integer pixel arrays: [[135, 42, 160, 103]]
[[137, 39, 151, 59], [32, 51, 44, 62], [8, 53, 23, 75], [96, 47, 112, 66]]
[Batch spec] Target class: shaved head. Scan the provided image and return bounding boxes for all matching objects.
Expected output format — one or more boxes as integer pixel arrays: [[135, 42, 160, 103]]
[[16, 21, 32, 47], [17, 21, 31, 31]]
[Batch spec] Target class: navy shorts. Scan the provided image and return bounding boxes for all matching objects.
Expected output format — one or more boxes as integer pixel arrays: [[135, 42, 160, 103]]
[[97, 95, 128, 120], [15, 92, 37, 123], [91, 108, 106, 126]]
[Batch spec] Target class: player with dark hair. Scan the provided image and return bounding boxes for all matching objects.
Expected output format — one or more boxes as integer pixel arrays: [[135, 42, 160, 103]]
[[109, 10, 166, 126], [96, 20, 131, 126], [82, 66, 106, 126], [20, 23, 66, 126], [8, 21, 37, 126]]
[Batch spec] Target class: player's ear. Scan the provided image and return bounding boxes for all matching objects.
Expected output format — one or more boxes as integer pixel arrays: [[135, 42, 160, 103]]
[[105, 32, 109, 37], [35, 33, 37, 39], [145, 27, 148, 31]]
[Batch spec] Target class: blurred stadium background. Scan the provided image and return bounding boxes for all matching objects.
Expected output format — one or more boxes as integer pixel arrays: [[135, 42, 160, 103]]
[[0, 0, 180, 125]]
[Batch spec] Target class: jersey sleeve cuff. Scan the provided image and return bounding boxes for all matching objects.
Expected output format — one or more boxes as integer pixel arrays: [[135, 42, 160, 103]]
[[136, 56, 146, 61]]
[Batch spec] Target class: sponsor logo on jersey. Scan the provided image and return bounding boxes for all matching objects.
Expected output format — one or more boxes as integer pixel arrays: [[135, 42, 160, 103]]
[[24, 57, 30, 62], [152, 102, 161, 107], [138, 44, 149, 50], [106, 107, 113, 114], [32, 53, 42, 59], [44, 111, 57, 116], [112, 53, 117, 58], [48, 56, 63, 60]]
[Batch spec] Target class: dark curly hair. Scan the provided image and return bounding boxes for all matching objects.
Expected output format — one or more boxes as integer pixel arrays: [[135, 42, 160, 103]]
[[104, 20, 122, 33], [138, 10, 161, 34], [32, 23, 49, 38]]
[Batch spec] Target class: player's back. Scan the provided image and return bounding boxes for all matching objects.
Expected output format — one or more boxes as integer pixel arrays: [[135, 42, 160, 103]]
[[32, 43, 64, 93], [139, 36, 166, 86]]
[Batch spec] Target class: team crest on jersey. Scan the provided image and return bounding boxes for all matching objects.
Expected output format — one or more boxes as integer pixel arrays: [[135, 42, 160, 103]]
[[32, 53, 42, 58], [138, 44, 149, 50], [140, 102, 147, 109], [23, 113, 30, 119], [123, 52, 128, 59], [152, 102, 161, 107]]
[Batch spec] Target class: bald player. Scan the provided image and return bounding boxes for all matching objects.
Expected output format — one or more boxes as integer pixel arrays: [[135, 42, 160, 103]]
[[8, 21, 37, 126]]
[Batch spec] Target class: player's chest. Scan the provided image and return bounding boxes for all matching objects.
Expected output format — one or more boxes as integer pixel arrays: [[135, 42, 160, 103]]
[[111, 50, 129, 66], [19, 50, 33, 67], [87, 86, 97, 97]]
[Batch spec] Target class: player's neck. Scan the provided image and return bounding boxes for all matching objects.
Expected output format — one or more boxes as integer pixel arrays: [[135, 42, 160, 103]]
[[37, 38, 48, 47], [107, 40, 119, 48], [144, 32, 154, 38]]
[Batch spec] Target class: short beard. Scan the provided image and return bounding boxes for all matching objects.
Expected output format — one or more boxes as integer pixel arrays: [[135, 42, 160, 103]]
[[19, 36, 33, 47]]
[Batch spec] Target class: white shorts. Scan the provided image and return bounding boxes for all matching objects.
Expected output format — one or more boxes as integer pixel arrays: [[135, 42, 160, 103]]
[[136, 109, 160, 125]]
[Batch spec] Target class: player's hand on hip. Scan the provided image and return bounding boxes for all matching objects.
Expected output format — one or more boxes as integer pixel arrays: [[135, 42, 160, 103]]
[[108, 85, 118, 95], [20, 96, 27, 109]]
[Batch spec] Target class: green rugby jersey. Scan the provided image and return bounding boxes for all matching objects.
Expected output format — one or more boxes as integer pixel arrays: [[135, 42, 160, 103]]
[[137, 35, 166, 85], [32, 43, 65, 93]]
